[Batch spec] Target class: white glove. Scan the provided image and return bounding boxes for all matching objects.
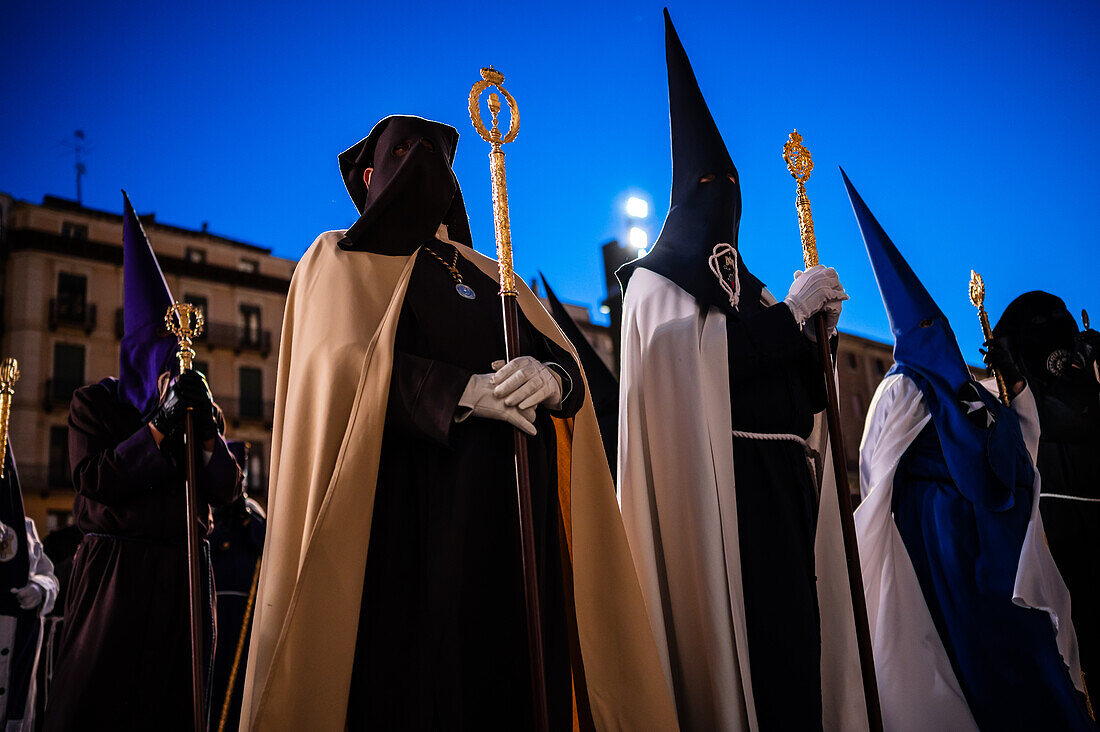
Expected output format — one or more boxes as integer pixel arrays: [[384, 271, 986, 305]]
[[456, 372, 538, 435], [784, 265, 848, 324], [491, 356, 563, 410], [11, 582, 43, 610]]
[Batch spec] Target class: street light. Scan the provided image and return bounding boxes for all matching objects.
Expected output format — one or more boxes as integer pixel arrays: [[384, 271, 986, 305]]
[[628, 226, 648, 254], [625, 196, 649, 219]]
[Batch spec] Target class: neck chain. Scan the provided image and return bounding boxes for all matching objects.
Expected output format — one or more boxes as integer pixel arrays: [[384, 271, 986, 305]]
[[422, 245, 476, 300]]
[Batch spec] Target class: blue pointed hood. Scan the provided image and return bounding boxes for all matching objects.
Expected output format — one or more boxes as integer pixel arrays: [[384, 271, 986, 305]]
[[841, 168, 1031, 514], [841, 169, 972, 391], [120, 191, 177, 415]]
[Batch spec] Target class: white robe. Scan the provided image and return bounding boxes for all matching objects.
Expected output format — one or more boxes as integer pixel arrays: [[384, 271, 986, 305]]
[[618, 267, 865, 732], [855, 373, 1084, 732]]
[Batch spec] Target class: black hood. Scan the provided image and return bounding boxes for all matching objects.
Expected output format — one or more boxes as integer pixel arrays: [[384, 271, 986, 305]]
[[993, 291, 1082, 385], [338, 115, 472, 254], [617, 9, 765, 313]]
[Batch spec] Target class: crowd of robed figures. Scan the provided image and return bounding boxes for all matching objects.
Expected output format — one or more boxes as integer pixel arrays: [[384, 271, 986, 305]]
[[4, 8, 1098, 732]]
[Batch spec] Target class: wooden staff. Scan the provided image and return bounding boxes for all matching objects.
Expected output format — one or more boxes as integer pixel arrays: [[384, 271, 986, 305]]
[[783, 130, 883, 732], [969, 271, 1010, 406], [166, 302, 207, 732], [468, 67, 549, 732], [0, 358, 20, 479]]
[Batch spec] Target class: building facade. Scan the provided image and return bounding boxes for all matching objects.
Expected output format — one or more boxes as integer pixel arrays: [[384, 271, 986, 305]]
[[0, 193, 295, 533]]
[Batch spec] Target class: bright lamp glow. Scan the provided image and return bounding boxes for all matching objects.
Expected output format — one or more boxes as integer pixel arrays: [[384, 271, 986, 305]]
[[629, 226, 648, 252], [625, 196, 649, 219], [599, 304, 611, 314]]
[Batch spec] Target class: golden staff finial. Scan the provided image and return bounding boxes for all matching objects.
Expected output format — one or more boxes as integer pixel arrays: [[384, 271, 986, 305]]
[[165, 303, 205, 373], [783, 130, 818, 268], [0, 358, 20, 479], [469, 67, 521, 296], [969, 270, 1010, 406]]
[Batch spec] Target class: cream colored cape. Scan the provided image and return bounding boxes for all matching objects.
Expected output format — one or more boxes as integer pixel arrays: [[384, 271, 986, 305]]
[[618, 268, 865, 732], [239, 229, 679, 731]]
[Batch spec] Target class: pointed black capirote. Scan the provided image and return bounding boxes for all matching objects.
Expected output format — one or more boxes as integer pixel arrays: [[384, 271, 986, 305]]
[[538, 274, 619, 480], [618, 9, 764, 313]]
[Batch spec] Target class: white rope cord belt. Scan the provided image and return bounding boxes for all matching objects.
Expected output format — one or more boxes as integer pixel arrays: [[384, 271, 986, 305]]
[[1040, 493, 1100, 503], [731, 430, 820, 487]]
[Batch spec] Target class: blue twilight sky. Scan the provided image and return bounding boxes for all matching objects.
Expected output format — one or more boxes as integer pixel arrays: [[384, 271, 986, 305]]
[[3, 0, 1098, 360]]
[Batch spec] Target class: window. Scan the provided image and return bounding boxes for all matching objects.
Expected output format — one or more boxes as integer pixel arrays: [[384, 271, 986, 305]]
[[247, 442, 266, 495], [183, 293, 208, 340], [48, 426, 71, 488], [239, 367, 263, 419], [239, 305, 262, 347], [56, 272, 88, 317], [61, 221, 88, 239], [185, 247, 206, 264], [875, 358, 887, 376], [183, 293, 208, 320], [237, 258, 259, 274], [46, 509, 76, 533], [847, 353, 858, 370], [52, 343, 85, 400]]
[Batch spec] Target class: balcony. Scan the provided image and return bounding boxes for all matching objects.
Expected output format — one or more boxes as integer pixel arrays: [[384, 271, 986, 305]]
[[220, 397, 275, 426], [114, 309, 272, 357], [42, 378, 86, 412], [49, 299, 97, 334], [10, 463, 73, 494]]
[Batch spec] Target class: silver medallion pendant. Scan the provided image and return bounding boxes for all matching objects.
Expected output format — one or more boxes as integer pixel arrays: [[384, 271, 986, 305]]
[[455, 283, 476, 300]]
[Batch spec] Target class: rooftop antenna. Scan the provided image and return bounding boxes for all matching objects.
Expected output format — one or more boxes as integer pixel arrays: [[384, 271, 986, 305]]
[[61, 130, 88, 205]]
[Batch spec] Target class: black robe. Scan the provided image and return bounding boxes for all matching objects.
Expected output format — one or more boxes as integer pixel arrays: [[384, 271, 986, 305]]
[[209, 498, 265, 732], [1032, 374, 1100, 692], [346, 243, 585, 731], [44, 378, 241, 731], [727, 301, 826, 731]]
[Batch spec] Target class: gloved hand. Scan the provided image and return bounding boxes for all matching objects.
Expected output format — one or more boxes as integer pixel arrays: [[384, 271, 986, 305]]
[[457, 373, 538, 435], [1076, 328, 1100, 368], [804, 299, 844, 342], [150, 371, 216, 441], [784, 265, 849, 325], [981, 338, 1025, 396], [11, 583, 43, 610], [491, 356, 563, 410]]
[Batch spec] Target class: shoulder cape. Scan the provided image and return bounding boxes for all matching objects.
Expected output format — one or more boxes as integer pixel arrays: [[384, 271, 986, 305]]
[[239, 230, 679, 731]]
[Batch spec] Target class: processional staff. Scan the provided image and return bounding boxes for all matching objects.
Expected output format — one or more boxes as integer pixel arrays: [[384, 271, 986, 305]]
[[783, 131, 884, 732], [969, 271, 1010, 406], [468, 67, 549, 732], [165, 303, 208, 732], [0, 358, 20, 479]]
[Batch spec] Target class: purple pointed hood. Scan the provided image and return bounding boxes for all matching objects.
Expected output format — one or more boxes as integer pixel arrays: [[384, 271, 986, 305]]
[[120, 191, 177, 414]]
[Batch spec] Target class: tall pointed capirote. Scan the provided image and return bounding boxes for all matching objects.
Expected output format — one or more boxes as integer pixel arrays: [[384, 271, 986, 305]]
[[618, 9, 763, 312], [840, 169, 971, 391], [120, 191, 176, 415]]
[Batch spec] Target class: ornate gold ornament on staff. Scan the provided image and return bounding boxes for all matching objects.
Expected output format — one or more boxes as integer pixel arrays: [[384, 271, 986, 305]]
[[969, 271, 1010, 406], [468, 67, 549, 732], [783, 130, 884, 732], [165, 302, 208, 732], [0, 358, 20, 479]]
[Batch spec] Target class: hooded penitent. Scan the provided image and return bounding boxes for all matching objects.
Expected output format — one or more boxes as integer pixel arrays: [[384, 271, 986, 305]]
[[538, 274, 619, 481], [119, 191, 176, 415], [615, 10, 865, 731], [617, 9, 764, 313], [238, 113, 679, 730], [993, 291, 1100, 694], [844, 170, 1094, 731], [338, 115, 472, 254]]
